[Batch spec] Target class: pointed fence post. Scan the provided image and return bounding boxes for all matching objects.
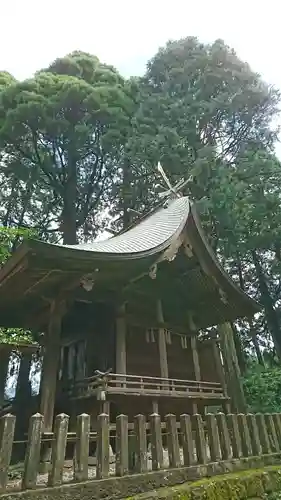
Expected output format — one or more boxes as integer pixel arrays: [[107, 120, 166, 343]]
[[216, 413, 231, 460], [237, 414, 252, 457], [48, 413, 69, 487], [272, 414, 281, 448], [226, 414, 242, 459], [206, 413, 221, 462], [247, 414, 261, 456], [165, 414, 181, 468], [180, 414, 195, 466], [96, 413, 110, 479], [134, 414, 147, 473], [74, 413, 90, 482], [22, 413, 44, 490], [116, 414, 129, 476], [193, 414, 207, 464], [149, 413, 164, 470], [256, 413, 271, 455], [265, 413, 279, 452], [0, 414, 16, 492]]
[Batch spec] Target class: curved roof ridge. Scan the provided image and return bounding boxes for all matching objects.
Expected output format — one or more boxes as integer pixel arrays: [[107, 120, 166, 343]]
[[48, 196, 191, 257]]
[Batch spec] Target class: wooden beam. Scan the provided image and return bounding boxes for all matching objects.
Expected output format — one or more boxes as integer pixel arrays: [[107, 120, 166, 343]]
[[116, 304, 127, 375], [157, 300, 169, 379], [121, 313, 194, 336], [39, 299, 66, 431]]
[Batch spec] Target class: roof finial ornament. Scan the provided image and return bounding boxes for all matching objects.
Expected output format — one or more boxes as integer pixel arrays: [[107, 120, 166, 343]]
[[157, 162, 193, 201]]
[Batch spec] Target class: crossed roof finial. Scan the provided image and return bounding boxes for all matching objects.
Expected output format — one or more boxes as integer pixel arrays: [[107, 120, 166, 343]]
[[157, 162, 193, 199]]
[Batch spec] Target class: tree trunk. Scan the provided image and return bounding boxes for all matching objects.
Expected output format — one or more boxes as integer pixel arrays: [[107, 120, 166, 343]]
[[2, 178, 18, 227], [236, 252, 245, 291], [121, 158, 131, 230], [249, 320, 265, 367], [62, 156, 77, 244], [252, 249, 281, 361]]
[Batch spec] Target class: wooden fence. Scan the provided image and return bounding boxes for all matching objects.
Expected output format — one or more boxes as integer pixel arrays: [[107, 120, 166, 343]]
[[1, 411, 281, 493]]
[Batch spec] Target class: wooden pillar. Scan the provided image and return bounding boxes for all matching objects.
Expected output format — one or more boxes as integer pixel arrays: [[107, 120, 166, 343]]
[[212, 339, 231, 413], [191, 335, 201, 381], [191, 335, 200, 414], [152, 400, 159, 414], [115, 305, 126, 375], [157, 300, 168, 380], [40, 299, 65, 431], [218, 322, 247, 413], [0, 349, 10, 406]]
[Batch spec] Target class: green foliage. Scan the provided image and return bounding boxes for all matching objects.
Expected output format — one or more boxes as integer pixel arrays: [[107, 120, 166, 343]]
[[0, 226, 34, 344], [0, 328, 33, 345], [131, 37, 279, 182], [0, 52, 136, 244], [244, 365, 281, 413], [0, 226, 35, 263]]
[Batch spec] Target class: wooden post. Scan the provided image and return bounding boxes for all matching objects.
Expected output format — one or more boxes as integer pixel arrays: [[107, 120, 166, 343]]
[[165, 414, 181, 468], [216, 413, 231, 460], [152, 400, 159, 414], [74, 413, 90, 482], [96, 413, 110, 479], [22, 413, 44, 490], [134, 414, 147, 473], [265, 413, 279, 452], [149, 413, 164, 470], [191, 335, 201, 381], [272, 414, 281, 446], [116, 414, 129, 476], [40, 299, 66, 431], [193, 413, 207, 464], [116, 304, 127, 376], [212, 339, 230, 413], [48, 413, 69, 487], [191, 335, 200, 414], [218, 323, 247, 413], [206, 413, 221, 462], [226, 414, 242, 458], [180, 414, 194, 466], [256, 413, 271, 455], [0, 414, 16, 492], [157, 300, 168, 380], [0, 349, 10, 406], [237, 413, 252, 457], [247, 414, 261, 456]]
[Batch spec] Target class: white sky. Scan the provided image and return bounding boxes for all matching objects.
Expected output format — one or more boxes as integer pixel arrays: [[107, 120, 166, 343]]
[[1, 0, 281, 150], [1, 0, 280, 84]]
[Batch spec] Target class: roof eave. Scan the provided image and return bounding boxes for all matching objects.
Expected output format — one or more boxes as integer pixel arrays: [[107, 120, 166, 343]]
[[188, 204, 260, 318]]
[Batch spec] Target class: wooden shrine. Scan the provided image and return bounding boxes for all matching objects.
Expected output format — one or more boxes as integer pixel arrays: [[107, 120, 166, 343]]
[[0, 197, 259, 432]]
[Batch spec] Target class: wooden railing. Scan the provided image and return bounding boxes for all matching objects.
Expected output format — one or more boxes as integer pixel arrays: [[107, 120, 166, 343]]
[[70, 373, 225, 400]]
